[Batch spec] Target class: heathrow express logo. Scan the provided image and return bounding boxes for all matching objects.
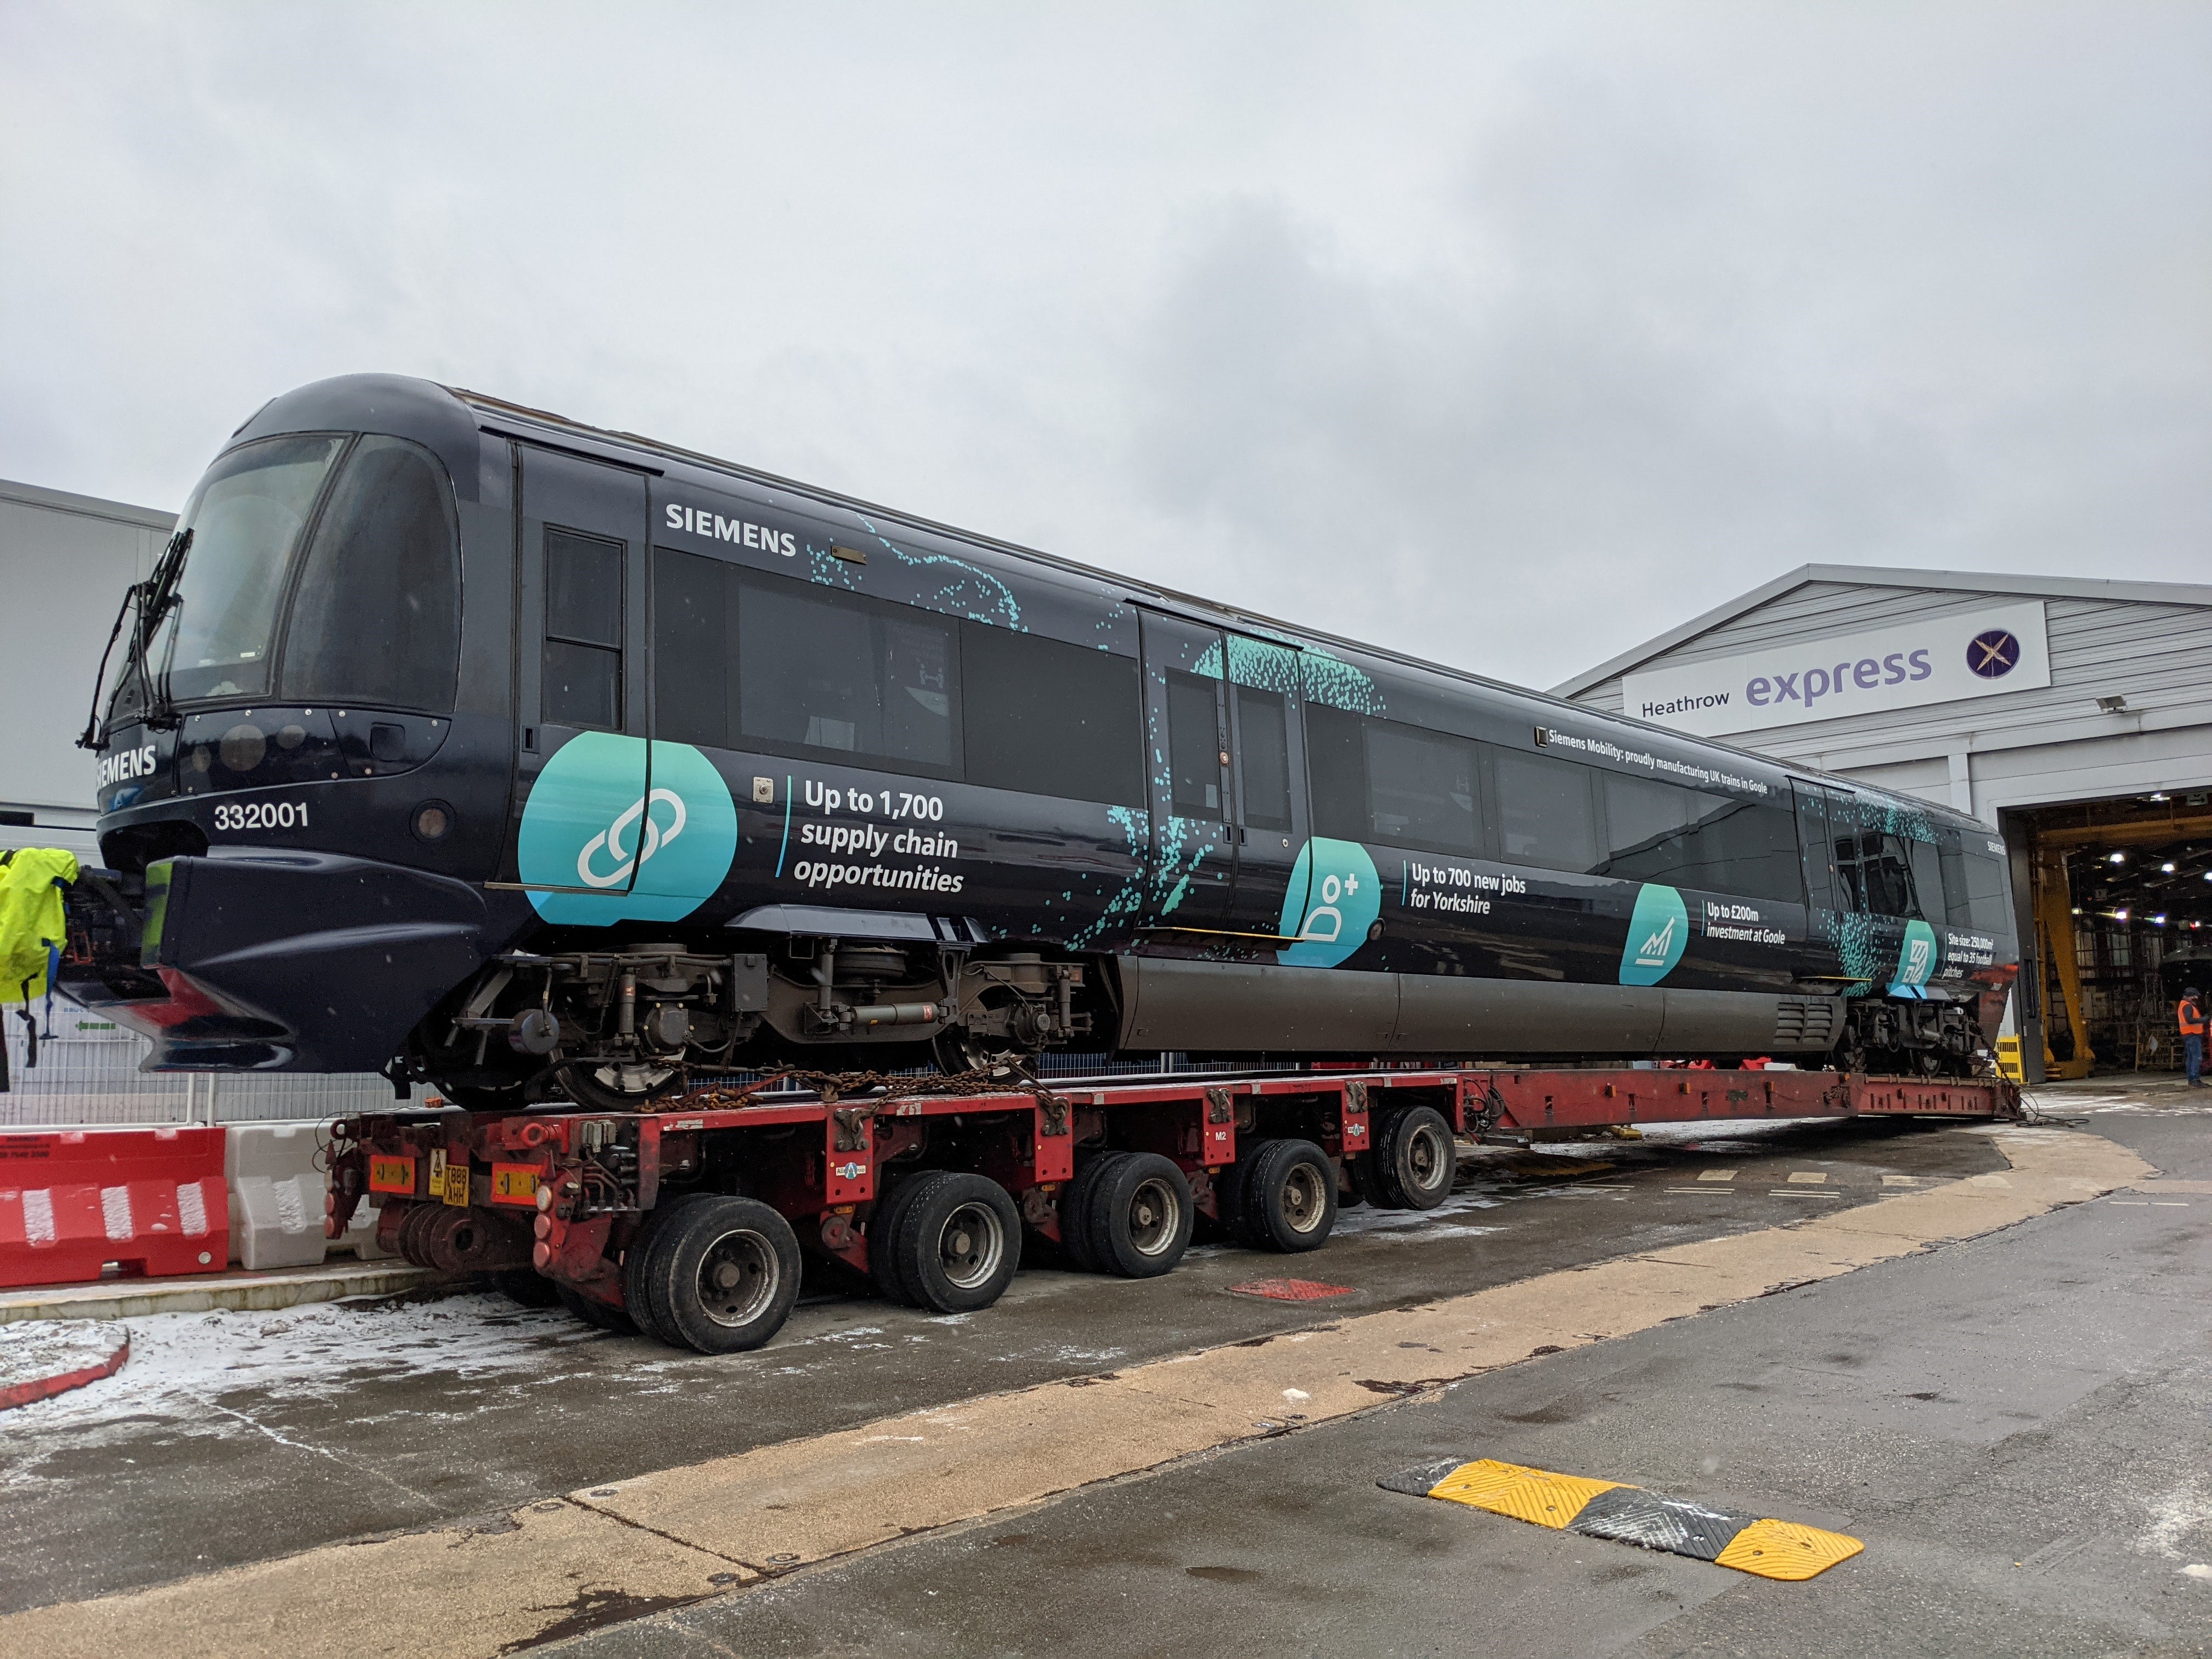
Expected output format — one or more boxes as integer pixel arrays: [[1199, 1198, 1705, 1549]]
[[1276, 838, 1381, 970], [1617, 884, 1689, 987], [517, 733, 738, 925], [1966, 629, 2021, 680]]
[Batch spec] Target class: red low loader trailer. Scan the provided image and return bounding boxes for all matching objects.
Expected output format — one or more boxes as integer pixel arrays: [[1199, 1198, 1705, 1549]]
[[325, 1065, 2018, 1354]]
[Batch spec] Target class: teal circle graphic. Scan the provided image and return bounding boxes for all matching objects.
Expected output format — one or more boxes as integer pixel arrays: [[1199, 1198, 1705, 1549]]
[[1618, 884, 1689, 986], [1276, 838, 1381, 968], [517, 733, 737, 924]]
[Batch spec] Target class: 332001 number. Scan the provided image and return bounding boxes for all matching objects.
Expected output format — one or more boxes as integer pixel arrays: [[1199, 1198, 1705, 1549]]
[[213, 800, 309, 832]]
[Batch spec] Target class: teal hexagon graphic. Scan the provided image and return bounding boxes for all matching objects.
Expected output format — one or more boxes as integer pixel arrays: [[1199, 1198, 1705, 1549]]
[[1618, 884, 1689, 986], [517, 733, 737, 924], [1888, 918, 1940, 997], [1276, 838, 1381, 968]]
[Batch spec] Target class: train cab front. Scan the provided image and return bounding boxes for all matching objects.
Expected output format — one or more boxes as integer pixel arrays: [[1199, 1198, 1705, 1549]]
[[67, 376, 514, 1074]]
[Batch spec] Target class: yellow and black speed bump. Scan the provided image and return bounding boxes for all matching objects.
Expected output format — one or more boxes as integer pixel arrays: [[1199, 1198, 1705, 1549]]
[[1379, 1458, 1863, 1581]]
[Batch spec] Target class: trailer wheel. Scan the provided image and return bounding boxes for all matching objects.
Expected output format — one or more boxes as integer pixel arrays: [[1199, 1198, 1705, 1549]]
[[1371, 1106, 1456, 1211], [397, 1203, 439, 1267], [655, 1197, 803, 1354], [1084, 1152, 1194, 1278], [555, 1282, 636, 1335], [891, 1171, 1022, 1313], [1239, 1138, 1338, 1252], [867, 1176, 933, 1306], [493, 1268, 563, 1309], [625, 1193, 717, 1343], [1058, 1153, 1118, 1271]]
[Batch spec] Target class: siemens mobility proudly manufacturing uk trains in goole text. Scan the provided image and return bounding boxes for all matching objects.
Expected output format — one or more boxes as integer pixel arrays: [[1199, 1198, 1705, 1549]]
[[65, 375, 2019, 1105]]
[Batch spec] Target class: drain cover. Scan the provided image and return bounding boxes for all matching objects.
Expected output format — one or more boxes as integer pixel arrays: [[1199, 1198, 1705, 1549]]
[[1228, 1278, 1353, 1301]]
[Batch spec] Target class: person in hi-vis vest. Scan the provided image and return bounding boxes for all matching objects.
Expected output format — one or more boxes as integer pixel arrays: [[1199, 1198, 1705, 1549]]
[[2180, 987, 2207, 1089]]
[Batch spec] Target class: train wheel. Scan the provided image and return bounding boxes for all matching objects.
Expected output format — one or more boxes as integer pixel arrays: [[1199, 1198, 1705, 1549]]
[[867, 1176, 933, 1306], [891, 1171, 1022, 1314], [555, 1282, 636, 1335], [1370, 1106, 1456, 1211], [1239, 1139, 1338, 1253], [492, 1268, 563, 1308], [656, 1197, 803, 1354], [1083, 1152, 1194, 1278], [1058, 1153, 1118, 1271], [624, 1193, 715, 1344]]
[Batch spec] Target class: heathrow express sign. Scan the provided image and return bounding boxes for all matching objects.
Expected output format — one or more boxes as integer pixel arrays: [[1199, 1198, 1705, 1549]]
[[1618, 601, 2051, 740]]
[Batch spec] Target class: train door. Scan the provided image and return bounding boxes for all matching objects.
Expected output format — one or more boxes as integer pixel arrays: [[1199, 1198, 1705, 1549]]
[[1220, 630, 1312, 944], [498, 444, 654, 901], [1136, 611, 1312, 943], [1138, 610, 1236, 927]]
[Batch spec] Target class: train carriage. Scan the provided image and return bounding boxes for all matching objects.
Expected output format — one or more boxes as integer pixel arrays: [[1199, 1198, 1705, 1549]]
[[65, 374, 2019, 1104]]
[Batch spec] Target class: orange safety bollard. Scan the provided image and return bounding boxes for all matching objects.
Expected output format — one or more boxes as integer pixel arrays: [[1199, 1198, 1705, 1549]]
[[0, 1127, 230, 1288]]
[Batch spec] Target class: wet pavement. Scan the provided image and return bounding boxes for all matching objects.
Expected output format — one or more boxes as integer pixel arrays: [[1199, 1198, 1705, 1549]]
[[4, 1078, 2206, 1655]]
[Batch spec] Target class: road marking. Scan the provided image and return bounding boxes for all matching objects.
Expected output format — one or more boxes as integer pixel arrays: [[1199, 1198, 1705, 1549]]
[[1380, 1456, 1863, 1580], [1770, 1190, 1844, 1198], [1666, 1188, 1734, 1194], [1697, 1170, 1737, 1182], [1880, 1175, 1922, 1187], [0, 1129, 2151, 1659], [1787, 1171, 1829, 1184]]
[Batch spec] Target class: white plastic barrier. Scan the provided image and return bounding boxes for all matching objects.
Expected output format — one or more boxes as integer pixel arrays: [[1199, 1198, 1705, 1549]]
[[223, 1123, 330, 1270]]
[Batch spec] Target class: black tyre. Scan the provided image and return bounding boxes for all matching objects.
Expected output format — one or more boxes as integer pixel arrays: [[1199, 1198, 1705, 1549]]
[[653, 1196, 803, 1354], [1349, 1148, 1393, 1209], [891, 1171, 1022, 1313], [1217, 1141, 1274, 1247], [625, 1193, 716, 1344], [492, 1267, 563, 1308], [867, 1174, 936, 1306], [1240, 1138, 1338, 1253], [1058, 1152, 1119, 1271], [1084, 1152, 1195, 1278], [397, 1203, 439, 1267], [1371, 1105, 1457, 1211], [555, 1281, 636, 1335]]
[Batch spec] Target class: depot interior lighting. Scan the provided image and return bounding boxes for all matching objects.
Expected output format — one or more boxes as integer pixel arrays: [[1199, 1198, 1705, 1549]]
[[2153, 914, 2168, 926], [2109, 851, 2126, 864], [2163, 862, 2178, 873], [2150, 791, 2169, 801]]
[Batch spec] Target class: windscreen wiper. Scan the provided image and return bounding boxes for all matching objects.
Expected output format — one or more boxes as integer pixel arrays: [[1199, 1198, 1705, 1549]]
[[77, 526, 190, 751]]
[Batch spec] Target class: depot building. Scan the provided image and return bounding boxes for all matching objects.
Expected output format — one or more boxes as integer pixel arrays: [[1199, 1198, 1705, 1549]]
[[1556, 566, 2212, 1083]]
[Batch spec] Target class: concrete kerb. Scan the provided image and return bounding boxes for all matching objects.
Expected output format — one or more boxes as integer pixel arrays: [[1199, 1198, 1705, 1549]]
[[0, 1124, 2151, 1659], [0, 1259, 439, 1325]]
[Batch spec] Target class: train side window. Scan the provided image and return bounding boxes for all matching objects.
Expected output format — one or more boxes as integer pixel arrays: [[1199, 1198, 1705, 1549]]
[[543, 527, 623, 729], [1906, 838, 1945, 922], [1494, 748, 1596, 871], [284, 436, 460, 713], [1304, 704, 1367, 842], [963, 623, 1143, 804], [1849, 833, 1916, 915], [651, 547, 732, 748], [1942, 847, 2011, 934], [1235, 686, 1294, 833], [1165, 669, 1225, 820], [737, 572, 957, 770], [1368, 723, 1479, 855]]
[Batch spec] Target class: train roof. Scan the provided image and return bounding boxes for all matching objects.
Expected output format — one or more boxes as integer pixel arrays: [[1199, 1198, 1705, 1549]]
[[229, 374, 1988, 834]]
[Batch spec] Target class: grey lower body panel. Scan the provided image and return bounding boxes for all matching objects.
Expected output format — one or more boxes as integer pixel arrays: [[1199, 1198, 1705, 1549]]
[[1113, 957, 1839, 1058]]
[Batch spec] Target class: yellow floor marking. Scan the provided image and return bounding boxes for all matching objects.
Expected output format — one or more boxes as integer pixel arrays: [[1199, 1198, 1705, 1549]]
[[1714, 1517, 1866, 1580], [1787, 1171, 1829, 1184], [1697, 1169, 1737, 1182], [1425, 1459, 1620, 1528], [0, 1128, 2149, 1659]]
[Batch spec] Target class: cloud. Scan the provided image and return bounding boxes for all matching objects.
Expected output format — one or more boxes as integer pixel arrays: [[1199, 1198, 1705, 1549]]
[[1, 2, 2206, 691]]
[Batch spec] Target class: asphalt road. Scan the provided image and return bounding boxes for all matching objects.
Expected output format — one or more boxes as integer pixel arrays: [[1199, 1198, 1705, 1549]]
[[3, 1079, 2205, 1656]]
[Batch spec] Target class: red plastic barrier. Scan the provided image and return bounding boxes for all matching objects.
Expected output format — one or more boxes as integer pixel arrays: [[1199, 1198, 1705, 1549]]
[[0, 1127, 230, 1288]]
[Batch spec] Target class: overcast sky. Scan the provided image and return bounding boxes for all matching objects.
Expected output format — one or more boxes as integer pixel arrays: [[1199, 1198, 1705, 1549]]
[[3, 1, 2206, 691]]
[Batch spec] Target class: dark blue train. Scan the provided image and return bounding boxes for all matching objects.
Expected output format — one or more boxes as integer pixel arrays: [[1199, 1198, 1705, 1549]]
[[65, 375, 2019, 1104]]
